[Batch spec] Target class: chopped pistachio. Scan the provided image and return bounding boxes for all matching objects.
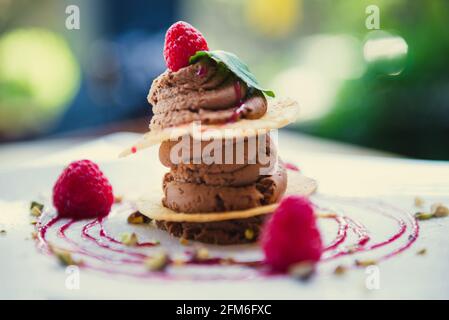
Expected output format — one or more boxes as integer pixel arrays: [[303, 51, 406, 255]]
[[317, 212, 337, 219], [144, 252, 169, 271], [355, 259, 377, 267], [52, 248, 83, 266], [415, 212, 434, 221], [346, 245, 359, 254], [30, 206, 42, 217], [179, 237, 189, 246], [193, 247, 209, 261], [333, 265, 347, 276], [121, 232, 138, 246], [244, 229, 254, 240], [127, 211, 150, 224], [415, 203, 449, 221], [431, 203, 449, 218], [417, 248, 427, 256], [114, 195, 123, 204], [288, 261, 315, 281], [172, 259, 185, 267], [30, 201, 44, 212], [414, 196, 424, 208]]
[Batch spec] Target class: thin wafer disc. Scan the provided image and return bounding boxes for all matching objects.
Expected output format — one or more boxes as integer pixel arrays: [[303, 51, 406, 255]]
[[136, 170, 317, 223], [120, 98, 299, 157]]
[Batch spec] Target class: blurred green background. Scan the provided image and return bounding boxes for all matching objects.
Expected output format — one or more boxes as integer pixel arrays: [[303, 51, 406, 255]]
[[0, 0, 448, 160]]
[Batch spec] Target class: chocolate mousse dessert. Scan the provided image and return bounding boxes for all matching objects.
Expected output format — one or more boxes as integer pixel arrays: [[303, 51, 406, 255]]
[[124, 22, 314, 245]]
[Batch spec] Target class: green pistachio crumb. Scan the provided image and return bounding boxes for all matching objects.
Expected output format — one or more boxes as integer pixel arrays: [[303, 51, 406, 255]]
[[144, 252, 169, 271]]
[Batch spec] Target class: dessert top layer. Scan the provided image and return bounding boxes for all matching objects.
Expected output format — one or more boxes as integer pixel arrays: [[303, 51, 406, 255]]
[[148, 59, 268, 130]]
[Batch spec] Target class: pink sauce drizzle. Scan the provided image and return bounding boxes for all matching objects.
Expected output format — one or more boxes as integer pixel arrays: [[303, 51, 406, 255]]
[[80, 219, 148, 262], [323, 215, 348, 252], [196, 65, 207, 77], [35, 196, 420, 280], [97, 218, 157, 248], [346, 216, 371, 246], [227, 81, 246, 123], [284, 162, 300, 172]]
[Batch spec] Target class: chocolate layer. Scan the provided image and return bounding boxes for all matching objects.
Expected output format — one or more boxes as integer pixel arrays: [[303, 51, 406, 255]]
[[159, 134, 276, 169], [162, 164, 287, 213], [155, 214, 269, 245], [159, 135, 277, 187]]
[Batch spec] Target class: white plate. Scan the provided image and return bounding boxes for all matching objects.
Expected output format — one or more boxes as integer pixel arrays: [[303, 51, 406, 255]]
[[0, 132, 448, 299]]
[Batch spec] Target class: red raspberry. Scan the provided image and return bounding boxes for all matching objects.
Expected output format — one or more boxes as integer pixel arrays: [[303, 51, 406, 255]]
[[261, 195, 323, 272], [53, 160, 114, 220], [163, 21, 209, 72]]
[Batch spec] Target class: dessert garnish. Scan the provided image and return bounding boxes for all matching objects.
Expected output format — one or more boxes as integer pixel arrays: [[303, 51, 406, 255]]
[[414, 212, 433, 221], [354, 259, 377, 267], [288, 261, 316, 281], [163, 21, 209, 72], [121, 232, 139, 246], [127, 211, 150, 224], [431, 203, 449, 217], [50, 246, 83, 266], [261, 195, 323, 272], [30, 201, 44, 216], [144, 251, 169, 272], [416, 248, 427, 256], [189, 50, 275, 97], [192, 247, 210, 261], [333, 265, 347, 276], [179, 237, 190, 246], [52, 160, 114, 219], [244, 229, 255, 241], [415, 202, 449, 220], [414, 196, 424, 207]]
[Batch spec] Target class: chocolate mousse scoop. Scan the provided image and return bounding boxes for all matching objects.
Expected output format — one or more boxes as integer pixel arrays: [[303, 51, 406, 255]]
[[148, 59, 268, 130], [159, 135, 286, 213]]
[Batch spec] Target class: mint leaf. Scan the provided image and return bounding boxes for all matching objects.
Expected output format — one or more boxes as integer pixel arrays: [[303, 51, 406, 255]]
[[190, 50, 275, 98]]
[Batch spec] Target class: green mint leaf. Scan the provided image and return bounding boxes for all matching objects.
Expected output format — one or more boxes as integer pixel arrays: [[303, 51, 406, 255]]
[[189, 50, 275, 98]]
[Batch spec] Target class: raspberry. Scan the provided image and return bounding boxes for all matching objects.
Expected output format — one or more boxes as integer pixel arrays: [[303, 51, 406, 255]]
[[261, 195, 323, 272], [163, 21, 209, 72], [53, 160, 114, 220]]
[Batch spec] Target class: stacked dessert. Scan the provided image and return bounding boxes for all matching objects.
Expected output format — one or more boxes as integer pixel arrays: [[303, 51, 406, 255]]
[[148, 55, 287, 243], [123, 22, 316, 245]]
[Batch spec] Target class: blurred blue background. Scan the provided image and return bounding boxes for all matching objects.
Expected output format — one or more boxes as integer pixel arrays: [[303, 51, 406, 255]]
[[0, 0, 448, 160]]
